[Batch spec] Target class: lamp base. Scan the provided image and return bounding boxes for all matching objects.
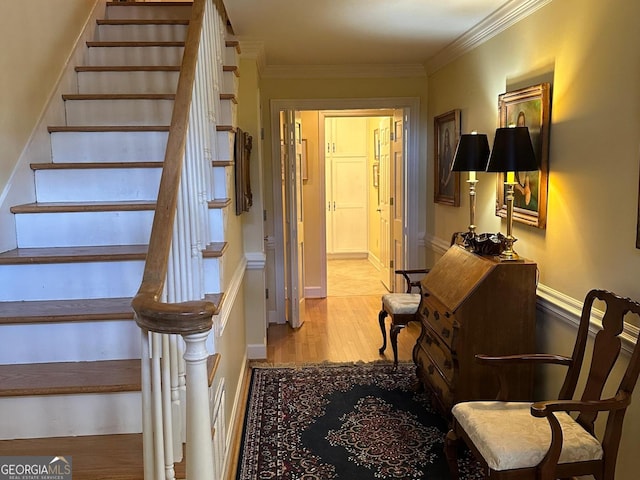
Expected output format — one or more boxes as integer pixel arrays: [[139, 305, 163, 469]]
[[498, 250, 521, 261]]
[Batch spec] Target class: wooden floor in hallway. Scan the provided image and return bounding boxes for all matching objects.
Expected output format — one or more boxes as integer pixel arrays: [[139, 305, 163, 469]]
[[266, 258, 420, 365]]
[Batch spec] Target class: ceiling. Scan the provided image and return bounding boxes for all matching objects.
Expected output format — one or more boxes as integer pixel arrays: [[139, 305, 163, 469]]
[[224, 0, 516, 71]]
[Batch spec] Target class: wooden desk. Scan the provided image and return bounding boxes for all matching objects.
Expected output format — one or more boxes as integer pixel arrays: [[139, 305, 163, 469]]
[[413, 246, 537, 417]]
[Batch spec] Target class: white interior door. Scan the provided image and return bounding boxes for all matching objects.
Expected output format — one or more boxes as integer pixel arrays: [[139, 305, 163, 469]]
[[391, 109, 405, 292], [283, 110, 306, 328], [378, 117, 393, 290], [325, 116, 368, 257]]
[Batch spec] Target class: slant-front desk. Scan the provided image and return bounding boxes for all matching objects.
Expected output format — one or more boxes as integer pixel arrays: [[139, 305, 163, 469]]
[[413, 245, 537, 417]]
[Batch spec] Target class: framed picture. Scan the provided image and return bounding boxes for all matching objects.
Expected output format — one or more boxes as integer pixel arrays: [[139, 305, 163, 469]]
[[234, 128, 253, 215], [495, 83, 551, 229], [434, 109, 461, 206]]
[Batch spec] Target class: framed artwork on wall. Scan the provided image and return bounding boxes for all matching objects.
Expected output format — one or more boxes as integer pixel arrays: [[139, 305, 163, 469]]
[[434, 109, 461, 206], [495, 82, 551, 229]]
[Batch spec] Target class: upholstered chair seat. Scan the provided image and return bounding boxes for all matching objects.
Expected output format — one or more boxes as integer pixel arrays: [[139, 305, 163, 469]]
[[381, 293, 421, 315], [452, 401, 603, 472]]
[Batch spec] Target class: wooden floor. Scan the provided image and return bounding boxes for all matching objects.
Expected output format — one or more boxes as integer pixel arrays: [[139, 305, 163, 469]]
[[266, 294, 420, 364]]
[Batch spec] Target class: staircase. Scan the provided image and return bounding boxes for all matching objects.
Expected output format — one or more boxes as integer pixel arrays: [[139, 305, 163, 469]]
[[0, 1, 239, 478]]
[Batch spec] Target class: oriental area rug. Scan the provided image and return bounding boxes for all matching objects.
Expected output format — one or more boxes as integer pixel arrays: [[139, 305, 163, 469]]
[[235, 362, 483, 479]]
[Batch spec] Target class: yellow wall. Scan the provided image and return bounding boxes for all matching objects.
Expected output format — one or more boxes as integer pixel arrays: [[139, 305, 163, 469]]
[[427, 0, 640, 302], [0, 0, 96, 192], [427, 0, 640, 476]]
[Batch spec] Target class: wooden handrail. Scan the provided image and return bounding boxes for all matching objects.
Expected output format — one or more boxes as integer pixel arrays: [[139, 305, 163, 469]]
[[131, 0, 215, 336]]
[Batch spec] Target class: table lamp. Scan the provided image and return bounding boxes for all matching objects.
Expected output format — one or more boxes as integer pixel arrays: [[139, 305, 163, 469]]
[[450, 132, 490, 236], [485, 127, 538, 260]]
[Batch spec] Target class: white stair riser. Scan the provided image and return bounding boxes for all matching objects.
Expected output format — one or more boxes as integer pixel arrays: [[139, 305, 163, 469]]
[[35, 168, 162, 203], [223, 70, 238, 95], [65, 99, 173, 126], [0, 320, 140, 364], [219, 99, 237, 126], [203, 256, 221, 294], [51, 130, 168, 163], [0, 261, 144, 302], [208, 209, 227, 243], [0, 392, 141, 440], [224, 45, 239, 67], [96, 24, 188, 42], [216, 130, 234, 162], [77, 70, 179, 94], [212, 162, 232, 199], [105, 4, 191, 20], [86, 45, 184, 66], [15, 210, 154, 248]]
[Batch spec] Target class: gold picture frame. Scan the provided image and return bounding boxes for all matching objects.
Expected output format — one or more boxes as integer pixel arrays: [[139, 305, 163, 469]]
[[495, 83, 551, 229], [434, 109, 461, 206]]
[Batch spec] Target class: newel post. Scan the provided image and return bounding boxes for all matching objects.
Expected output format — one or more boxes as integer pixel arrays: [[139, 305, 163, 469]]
[[183, 330, 215, 480]]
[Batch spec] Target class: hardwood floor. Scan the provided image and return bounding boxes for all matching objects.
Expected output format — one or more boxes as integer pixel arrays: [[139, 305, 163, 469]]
[[266, 294, 419, 364]]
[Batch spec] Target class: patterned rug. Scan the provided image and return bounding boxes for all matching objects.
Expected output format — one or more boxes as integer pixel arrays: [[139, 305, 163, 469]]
[[236, 362, 484, 479]]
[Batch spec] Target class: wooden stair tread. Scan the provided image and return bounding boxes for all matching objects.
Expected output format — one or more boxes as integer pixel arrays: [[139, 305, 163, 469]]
[[75, 65, 180, 72], [0, 297, 134, 324], [48, 125, 169, 133], [97, 19, 189, 25], [220, 93, 237, 103], [0, 245, 147, 265], [223, 65, 239, 76], [31, 161, 163, 170], [0, 359, 141, 396], [62, 94, 175, 101], [0, 433, 186, 480], [10, 200, 156, 214], [107, 0, 193, 6], [87, 40, 185, 47], [0, 434, 146, 480], [202, 242, 227, 258], [208, 198, 231, 208], [225, 39, 241, 54]]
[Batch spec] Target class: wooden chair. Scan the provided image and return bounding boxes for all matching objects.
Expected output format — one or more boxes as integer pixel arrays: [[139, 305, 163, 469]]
[[378, 268, 428, 368], [444, 289, 640, 480]]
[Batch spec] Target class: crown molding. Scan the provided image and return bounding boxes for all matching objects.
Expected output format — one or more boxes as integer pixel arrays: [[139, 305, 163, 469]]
[[237, 39, 266, 74], [261, 63, 426, 79], [426, 0, 553, 75]]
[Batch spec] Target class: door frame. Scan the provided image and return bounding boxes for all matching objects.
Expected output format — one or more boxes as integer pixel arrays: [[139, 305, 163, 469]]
[[269, 97, 420, 324]]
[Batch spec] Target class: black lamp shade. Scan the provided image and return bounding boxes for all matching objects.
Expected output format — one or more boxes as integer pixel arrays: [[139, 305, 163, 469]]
[[451, 134, 490, 172], [486, 127, 538, 172]]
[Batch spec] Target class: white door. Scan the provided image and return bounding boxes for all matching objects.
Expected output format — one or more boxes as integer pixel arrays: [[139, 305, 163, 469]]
[[391, 110, 405, 292], [378, 117, 393, 290], [283, 110, 306, 328], [325, 116, 368, 256]]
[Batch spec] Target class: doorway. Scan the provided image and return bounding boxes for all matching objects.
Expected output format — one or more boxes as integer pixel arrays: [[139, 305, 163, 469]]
[[269, 98, 421, 326]]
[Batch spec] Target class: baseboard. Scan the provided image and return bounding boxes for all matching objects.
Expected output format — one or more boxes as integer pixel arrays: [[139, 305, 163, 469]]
[[304, 286, 324, 298], [247, 343, 267, 360], [222, 354, 250, 480], [327, 252, 368, 260]]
